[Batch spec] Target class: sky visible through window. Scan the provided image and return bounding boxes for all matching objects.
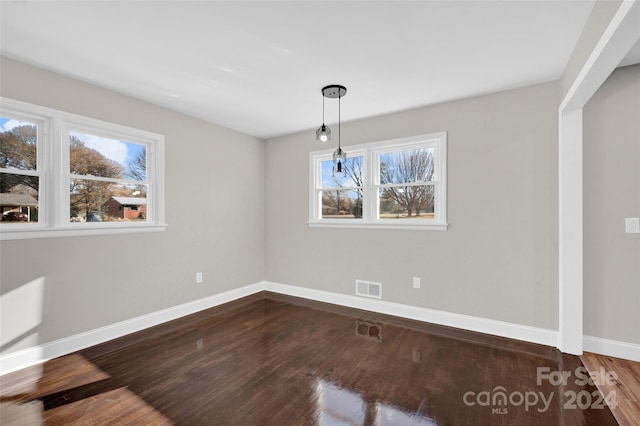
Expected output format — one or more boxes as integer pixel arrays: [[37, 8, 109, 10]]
[[0, 117, 32, 132], [0, 118, 145, 179], [69, 130, 145, 180], [321, 156, 362, 190], [312, 135, 444, 226]]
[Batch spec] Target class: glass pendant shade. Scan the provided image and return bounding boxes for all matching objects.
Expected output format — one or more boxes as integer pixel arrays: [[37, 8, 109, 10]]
[[333, 147, 347, 176], [316, 124, 331, 142]]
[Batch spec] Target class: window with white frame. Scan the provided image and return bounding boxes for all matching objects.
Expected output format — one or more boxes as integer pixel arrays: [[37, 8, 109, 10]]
[[0, 97, 165, 240], [0, 111, 43, 226], [309, 132, 447, 230]]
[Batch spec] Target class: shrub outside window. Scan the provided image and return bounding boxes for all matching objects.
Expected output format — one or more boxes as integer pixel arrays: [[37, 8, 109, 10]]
[[309, 132, 447, 230]]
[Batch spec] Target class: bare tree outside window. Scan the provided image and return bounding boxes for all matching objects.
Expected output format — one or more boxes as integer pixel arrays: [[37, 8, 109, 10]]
[[321, 156, 363, 219], [379, 148, 435, 218], [127, 148, 147, 181], [342, 156, 363, 217], [310, 132, 446, 228]]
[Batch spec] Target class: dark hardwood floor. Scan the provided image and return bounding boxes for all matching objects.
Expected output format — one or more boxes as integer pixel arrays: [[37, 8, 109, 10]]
[[1, 292, 622, 425]]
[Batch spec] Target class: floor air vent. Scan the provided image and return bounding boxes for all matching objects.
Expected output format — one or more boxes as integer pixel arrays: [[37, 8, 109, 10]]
[[355, 280, 382, 299]]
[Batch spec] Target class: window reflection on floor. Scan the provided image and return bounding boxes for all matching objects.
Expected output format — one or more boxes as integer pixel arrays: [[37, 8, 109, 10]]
[[316, 379, 365, 425], [377, 402, 436, 426], [315, 379, 436, 426]]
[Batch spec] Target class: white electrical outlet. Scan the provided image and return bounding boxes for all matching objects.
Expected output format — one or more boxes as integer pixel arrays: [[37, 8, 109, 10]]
[[196, 272, 203, 283], [413, 277, 421, 289], [625, 218, 640, 234]]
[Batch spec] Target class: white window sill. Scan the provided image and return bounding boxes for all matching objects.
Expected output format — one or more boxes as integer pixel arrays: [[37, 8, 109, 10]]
[[308, 221, 448, 231], [0, 223, 168, 240]]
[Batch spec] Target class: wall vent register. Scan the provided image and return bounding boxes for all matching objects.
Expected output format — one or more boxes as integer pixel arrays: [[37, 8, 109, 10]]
[[355, 280, 382, 299]]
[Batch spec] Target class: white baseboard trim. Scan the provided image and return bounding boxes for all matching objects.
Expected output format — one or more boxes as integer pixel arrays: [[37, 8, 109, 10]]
[[583, 335, 640, 362], [0, 282, 264, 376], [263, 281, 558, 349], [13, 281, 626, 376]]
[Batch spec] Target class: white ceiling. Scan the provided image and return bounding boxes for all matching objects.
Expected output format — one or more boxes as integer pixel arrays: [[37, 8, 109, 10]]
[[2, 0, 628, 140]]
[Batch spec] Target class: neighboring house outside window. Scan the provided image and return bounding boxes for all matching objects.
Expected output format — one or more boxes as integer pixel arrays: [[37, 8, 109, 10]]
[[103, 197, 147, 220], [0, 193, 38, 222], [0, 97, 165, 240]]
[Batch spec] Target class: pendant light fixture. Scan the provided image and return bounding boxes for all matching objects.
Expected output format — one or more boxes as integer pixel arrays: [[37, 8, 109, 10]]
[[315, 94, 331, 142], [317, 84, 347, 176]]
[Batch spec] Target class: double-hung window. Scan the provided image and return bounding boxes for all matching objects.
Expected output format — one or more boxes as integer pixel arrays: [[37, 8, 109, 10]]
[[66, 126, 152, 224], [310, 132, 447, 230], [317, 150, 365, 220], [0, 97, 165, 240], [0, 111, 44, 226]]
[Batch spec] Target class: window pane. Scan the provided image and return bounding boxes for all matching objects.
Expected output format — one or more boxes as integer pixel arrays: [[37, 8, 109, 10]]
[[0, 174, 39, 223], [0, 117, 37, 171], [70, 131, 146, 181], [379, 148, 434, 184], [70, 178, 147, 222], [321, 189, 363, 219], [321, 156, 363, 189], [379, 185, 434, 219]]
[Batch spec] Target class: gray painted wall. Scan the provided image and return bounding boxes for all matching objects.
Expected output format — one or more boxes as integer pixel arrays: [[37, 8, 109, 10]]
[[2, 56, 636, 361], [265, 81, 560, 330], [584, 64, 640, 344], [561, 0, 622, 98], [0, 57, 265, 356]]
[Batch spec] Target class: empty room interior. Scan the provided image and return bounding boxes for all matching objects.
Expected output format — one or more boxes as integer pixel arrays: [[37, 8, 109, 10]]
[[0, 1, 639, 425]]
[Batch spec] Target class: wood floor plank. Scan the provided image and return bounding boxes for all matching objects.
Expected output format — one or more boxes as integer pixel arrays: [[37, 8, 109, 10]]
[[1, 293, 624, 425], [581, 351, 640, 426]]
